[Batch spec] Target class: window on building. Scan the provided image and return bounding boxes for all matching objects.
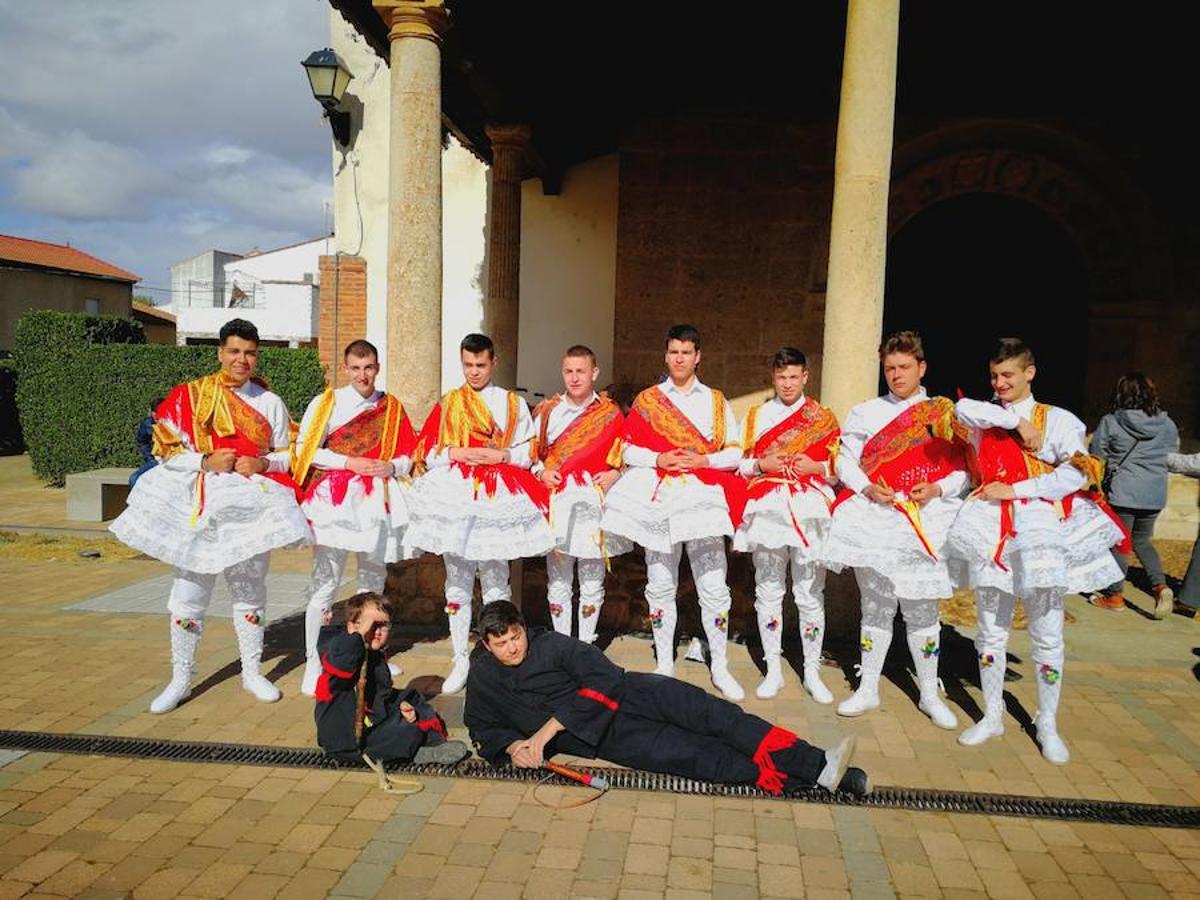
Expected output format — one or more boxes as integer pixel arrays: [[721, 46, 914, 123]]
[[84, 299, 100, 315]]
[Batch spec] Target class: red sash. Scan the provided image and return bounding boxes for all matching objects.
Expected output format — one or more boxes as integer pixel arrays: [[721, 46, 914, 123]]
[[831, 397, 965, 559], [971, 403, 1131, 566], [742, 399, 840, 546], [535, 396, 624, 489], [414, 388, 549, 516], [301, 397, 416, 507], [625, 386, 747, 527]]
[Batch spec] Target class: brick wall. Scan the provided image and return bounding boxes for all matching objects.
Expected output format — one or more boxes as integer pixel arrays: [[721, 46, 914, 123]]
[[318, 254, 368, 387], [612, 115, 836, 405]]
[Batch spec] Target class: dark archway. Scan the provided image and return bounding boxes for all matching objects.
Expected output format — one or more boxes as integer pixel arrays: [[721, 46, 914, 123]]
[[883, 192, 1089, 411]]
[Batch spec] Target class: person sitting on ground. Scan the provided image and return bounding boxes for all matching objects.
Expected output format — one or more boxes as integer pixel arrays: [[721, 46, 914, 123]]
[[315, 591, 469, 765], [1089, 372, 1179, 617], [463, 600, 871, 797]]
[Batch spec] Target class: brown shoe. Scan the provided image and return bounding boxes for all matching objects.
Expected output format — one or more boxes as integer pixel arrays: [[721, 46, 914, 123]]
[[1088, 594, 1127, 611], [1151, 585, 1174, 620]]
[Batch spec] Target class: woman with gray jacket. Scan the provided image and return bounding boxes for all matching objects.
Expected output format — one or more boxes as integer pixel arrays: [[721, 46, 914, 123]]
[[1167, 450, 1200, 618], [1089, 372, 1179, 617]]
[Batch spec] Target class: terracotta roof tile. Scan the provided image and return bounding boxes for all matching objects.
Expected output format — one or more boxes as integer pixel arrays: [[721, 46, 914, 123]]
[[0, 233, 139, 283]]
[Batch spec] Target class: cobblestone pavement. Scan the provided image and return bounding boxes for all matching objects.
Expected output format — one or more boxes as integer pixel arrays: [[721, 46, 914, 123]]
[[1, 453, 1199, 897]]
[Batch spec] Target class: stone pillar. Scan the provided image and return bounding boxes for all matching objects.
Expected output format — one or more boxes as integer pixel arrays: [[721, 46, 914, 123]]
[[374, 0, 449, 419], [484, 124, 530, 388], [819, 0, 900, 419]]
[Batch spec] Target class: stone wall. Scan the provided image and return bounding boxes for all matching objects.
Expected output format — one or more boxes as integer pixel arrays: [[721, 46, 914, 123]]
[[612, 115, 836, 408]]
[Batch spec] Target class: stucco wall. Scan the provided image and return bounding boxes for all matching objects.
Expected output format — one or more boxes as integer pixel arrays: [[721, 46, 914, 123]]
[[0, 269, 132, 350], [517, 155, 619, 401]]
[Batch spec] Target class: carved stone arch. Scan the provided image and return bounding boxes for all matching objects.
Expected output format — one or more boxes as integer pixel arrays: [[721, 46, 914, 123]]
[[888, 119, 1171, 305]]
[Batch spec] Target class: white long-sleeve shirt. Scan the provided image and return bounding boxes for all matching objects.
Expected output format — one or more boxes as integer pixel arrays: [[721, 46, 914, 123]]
[[294, 385, 412, 476], [161, 380, 291, 474], [423, 383, 534, 470], [835, 389, 969, 498], [623, 378, 741, 471], [737, 394, 828, 477], [955, 395, 1086, 501], [531, 391, 599, 475]]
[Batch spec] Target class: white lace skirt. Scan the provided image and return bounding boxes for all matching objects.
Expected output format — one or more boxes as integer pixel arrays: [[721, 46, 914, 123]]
[[550, 480, 633, 560], [732, 484, 832, 560], [600, 468, 733, 554], [110, 466, 311, 574], [821, 493, 961, 600], [403, 465, 554, 561], [947, 497, 1124, 595], [302, 474, 410, 562]]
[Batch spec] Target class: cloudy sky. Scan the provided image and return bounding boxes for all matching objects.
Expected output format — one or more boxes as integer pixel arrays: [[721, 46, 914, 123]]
[[0, 1, 335, 302]]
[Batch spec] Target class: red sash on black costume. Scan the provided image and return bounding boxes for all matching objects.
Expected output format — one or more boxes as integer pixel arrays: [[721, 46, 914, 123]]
[[742, 399, 840, 546], [831, 397, 966, 558], [300, 397, 416, 507], [970, 402, 1131, 568], [624, 386, 747, 527], [534, 395, 624, 490], [413, 386, 549, 516]]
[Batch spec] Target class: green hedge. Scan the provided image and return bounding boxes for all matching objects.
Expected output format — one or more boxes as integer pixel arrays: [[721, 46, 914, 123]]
[[15, 311, 326, 485], [0, 358, 20, 455]]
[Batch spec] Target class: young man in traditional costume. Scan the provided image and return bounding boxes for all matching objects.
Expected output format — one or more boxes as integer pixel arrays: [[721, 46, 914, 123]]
[[464, 601, 871, 797], [111, 318, 311, 713], [734, 347, 839, 702], [531, 345, 631, 642], [405, 333, 553, 694], [294, 340, 416, 697], [947, 338, 1126, 764], [601, 324, 747, 700], [823, 331, 967, 729]]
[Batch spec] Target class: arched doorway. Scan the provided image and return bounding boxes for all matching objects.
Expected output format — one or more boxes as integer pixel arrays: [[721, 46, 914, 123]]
[[883, 192, 1089, 410]]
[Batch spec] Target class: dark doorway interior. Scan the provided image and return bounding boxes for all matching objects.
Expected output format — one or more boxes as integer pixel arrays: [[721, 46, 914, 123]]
[[883, 193, 1089, 412]]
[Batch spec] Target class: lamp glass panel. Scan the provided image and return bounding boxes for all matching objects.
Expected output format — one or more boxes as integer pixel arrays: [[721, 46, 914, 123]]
[[305, 64, 336, 100], [332, 66, 352, 101]]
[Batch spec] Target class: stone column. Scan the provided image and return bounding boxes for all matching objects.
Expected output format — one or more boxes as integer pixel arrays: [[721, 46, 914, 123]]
[[819, 0, 900, 419], [484, 124, 531, 388], [374, 0, 449, 419]]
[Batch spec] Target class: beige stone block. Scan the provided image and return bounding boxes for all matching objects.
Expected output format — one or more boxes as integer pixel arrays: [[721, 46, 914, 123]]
[[624, 843, 669, 877], [305, 845, 358, 872], [543, 820, 590, 850], [714, 846, 758, 872], [128, 865, 202, 900], [524, 866, 576, 900], [278, 823, 333, 855], [931, 857, 985, 891], [479, 850, 533, 885], [668, 856, 713, 891], [888, 860, 939, 895], [426, 863, 484, 898], [535, 846, 582, 871], [629, 816, 671, 846], [757, 863, 806, 899], [276, 867, 342, 900], [226, 872, 291, 900], [3, 850, 78, 885], [181, 862, 253, 898], [801, 856, 849, 890]]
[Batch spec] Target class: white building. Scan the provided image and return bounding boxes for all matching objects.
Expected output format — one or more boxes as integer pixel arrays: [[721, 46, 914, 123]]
[[174, 236, 332, 347]]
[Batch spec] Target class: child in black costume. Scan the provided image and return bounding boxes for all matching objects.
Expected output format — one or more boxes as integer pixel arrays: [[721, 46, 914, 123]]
[[315, 591, 468, 765]]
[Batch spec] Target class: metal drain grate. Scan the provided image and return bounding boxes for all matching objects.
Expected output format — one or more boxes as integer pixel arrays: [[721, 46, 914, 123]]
[[2, 729, 1196, 828]]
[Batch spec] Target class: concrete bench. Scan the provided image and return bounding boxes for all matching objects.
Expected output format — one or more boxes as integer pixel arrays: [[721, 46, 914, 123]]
[[65, 467, 135, 521]]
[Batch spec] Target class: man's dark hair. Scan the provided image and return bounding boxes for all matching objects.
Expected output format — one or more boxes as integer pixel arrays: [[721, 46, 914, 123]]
[[344, 591, 393, 623], [771, 347, 808, 370], [478, 600, 525, 642], [1110, 371, 1161, 416], [461, 333, 495, 359], [149, 396, 165, 411], [564, 344, 597, 365], [878, 330, 924, 362], [219, 318, 260, 346], [344, 339, 378, 362], [666, 324, 701, 350], [990, 337, 1035, 369]]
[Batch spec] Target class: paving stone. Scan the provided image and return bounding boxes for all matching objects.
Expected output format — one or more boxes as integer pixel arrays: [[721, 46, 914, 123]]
[[624, 843, 669, 877], [331, 861, 393, 898], [667, 855, 712, 891]]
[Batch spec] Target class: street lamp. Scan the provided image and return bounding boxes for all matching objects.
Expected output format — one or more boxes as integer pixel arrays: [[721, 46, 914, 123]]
[[302, 48, 352, 147]]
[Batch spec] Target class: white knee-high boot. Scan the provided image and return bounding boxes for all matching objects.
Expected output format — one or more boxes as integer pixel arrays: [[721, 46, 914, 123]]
[[233, 609, 281, 703], [755, 601, 785, 699], [959, 647, 1006, 746], [576, 559, 605, 644], [150, 616, 204, 714], [1033, 660, 1069, 764], [702, 607, 744, 701], [906, 625, 956, 729], [546, 552, 576, 637], [795, 565, 832, 704], [442, 599, 473, 694], [649, 601, 678, 676], [301, 599, 329, 697], [837, 624, 891, 717]]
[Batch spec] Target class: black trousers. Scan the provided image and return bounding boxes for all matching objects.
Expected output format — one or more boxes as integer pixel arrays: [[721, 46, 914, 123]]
[[593, 673, 825, 787]]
